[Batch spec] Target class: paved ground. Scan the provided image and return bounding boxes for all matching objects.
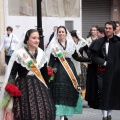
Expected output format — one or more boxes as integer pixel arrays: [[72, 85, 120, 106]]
[[56, 101, 120, 120], [0, 75, 120, 120]]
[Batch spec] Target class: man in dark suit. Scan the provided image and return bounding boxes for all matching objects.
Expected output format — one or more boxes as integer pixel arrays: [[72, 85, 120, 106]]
[[86, 21, 120, 120]]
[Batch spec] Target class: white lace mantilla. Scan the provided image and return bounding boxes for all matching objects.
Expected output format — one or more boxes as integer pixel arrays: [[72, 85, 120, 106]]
[[47, 40, 76, 60], [16, 47, 48, 70]]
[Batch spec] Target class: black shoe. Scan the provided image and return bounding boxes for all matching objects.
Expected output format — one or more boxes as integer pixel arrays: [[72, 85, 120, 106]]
[[107, 115, 112, 120], [103, 117, 107, 120], [64, 116, 68, 120]]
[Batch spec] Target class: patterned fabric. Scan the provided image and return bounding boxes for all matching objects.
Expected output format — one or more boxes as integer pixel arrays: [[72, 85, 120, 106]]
[[13, 76, 55, 120], [16, 47, 48, 70], [50, 58, 80, 107], [49, 56, 82, 116], [79, 63, 87, 89], [50, 40, 76, 58], [56, 94, 82, 116]]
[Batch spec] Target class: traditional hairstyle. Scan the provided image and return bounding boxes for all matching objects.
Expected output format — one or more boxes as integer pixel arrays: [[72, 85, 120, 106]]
[[57, 26, 67, 34], [24, 29, 38, 44], [70, 30, 79, 39], [70, 30, 88, 47]]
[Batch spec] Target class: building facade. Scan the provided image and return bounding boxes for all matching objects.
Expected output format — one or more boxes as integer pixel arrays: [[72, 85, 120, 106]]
[[82, 0, 120, 38], [0, 0, 120, 74], [4, 0, 82, 44], [0, 0, 5, 74]]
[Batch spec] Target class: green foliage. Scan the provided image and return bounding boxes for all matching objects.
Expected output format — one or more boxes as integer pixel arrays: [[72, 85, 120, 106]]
[[0, 92, 11, 108], [49, 75, 54, 83]]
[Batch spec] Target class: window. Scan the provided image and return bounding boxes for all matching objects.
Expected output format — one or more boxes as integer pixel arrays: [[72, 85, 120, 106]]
[[65, 21, 73, 32]]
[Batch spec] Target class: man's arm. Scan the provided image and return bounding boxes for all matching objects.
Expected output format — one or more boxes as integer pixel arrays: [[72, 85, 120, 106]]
[[72, 50, 90, 62], [91, 50, 106, 66], [79, 45, 88, 56], [47, 33, 54, 45]]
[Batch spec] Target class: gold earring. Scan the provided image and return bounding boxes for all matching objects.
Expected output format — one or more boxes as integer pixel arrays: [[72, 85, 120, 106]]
[[27, 45, 30, 49]]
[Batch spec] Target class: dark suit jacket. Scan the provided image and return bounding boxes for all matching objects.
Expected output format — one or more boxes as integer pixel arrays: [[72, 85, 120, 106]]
[[86, 35, 120, 110]]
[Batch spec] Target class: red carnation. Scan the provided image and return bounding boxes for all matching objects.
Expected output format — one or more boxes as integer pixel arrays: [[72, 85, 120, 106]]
[[47, 66, 54, 76], [5, 84, 21, 97]]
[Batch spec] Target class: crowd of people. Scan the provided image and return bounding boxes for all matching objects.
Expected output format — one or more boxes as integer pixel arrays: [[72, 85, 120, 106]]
[[0, 20, 120, 120]]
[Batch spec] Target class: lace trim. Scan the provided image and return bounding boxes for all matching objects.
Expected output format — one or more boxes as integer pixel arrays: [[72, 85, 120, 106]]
[[51, 40, 76, 58], [15, 48, 47, 70]]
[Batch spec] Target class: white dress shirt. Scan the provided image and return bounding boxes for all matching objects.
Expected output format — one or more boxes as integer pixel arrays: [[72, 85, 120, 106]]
[[104, 40, 109, 66], [116, 33, 120, 37], [105, 40, 109, 55], [0, 33, 19, 51]]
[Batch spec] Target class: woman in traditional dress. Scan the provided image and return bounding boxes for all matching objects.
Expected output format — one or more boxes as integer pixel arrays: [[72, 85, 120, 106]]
[[70, 30, 89, 75], [46, 26, 90, 120], [0, 29, 56, 120], [70, 30, 89, 99], [78, 26, 98, 101], [70, 30, 88, 76], [86, 25, 98, 46]]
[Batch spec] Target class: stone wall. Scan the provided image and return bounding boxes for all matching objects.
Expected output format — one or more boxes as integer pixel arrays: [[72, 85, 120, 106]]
[[111, 0, 120, 21], [0, 0, 5, 75]]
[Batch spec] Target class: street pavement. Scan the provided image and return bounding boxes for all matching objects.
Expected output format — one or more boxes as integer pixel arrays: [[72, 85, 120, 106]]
[[0, 75, 120, 120], [56, 101, 120, 120]]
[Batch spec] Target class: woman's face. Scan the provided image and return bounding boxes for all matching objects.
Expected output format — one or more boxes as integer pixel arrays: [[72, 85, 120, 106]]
[[91, 27, 97, 36], [57, 28, 67, 40], [115, 23, 120, 34], [27, 32, 40, 49]]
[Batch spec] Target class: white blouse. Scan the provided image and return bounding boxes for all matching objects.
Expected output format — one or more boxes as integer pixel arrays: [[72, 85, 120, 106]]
[[0, 33, 19, 51]]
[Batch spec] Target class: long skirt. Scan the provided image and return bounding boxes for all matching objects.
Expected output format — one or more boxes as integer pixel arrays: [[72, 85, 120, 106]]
[[13, 75, 56, 120], [50, 58, 82, 116]]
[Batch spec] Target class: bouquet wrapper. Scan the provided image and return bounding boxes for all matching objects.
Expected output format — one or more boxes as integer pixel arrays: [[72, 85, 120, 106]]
[[3, 98, 14, 120]]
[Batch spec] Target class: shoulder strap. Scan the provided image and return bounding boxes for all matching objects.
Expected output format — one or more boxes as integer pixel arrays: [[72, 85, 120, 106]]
[[18, 48, 48, 88], [53, 45, 80, 92], [9, 35, 13, 47]]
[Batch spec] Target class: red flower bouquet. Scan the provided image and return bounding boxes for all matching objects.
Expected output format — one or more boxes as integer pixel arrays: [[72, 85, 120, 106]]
[[0, 83, 22, 108], [48, 66, 54, 76], [5, 84, 21, 97], [47, 66, 57, 82]]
